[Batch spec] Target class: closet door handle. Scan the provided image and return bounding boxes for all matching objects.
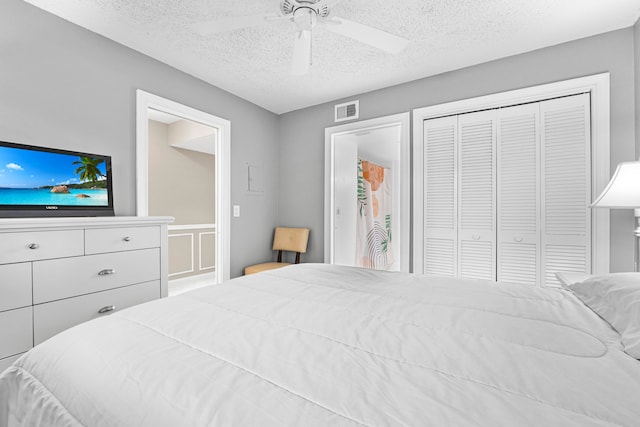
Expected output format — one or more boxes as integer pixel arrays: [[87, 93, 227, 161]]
[[514, 236, 523, 242], [98, 269, 115, 276], [472, 234, 480, 240], [123, 236, 131, 242], [98, 305, 116, 314], [28, 243, 39, 250]]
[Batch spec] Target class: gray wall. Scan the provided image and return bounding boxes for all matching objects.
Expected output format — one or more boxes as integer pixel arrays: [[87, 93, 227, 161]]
[[635, 19, 640, 160], [0, 0, 280, 278], [278, 28, 637, 273]]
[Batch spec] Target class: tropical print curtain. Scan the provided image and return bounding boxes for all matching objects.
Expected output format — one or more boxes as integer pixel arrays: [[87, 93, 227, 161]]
[[356, 158, 393, 270]]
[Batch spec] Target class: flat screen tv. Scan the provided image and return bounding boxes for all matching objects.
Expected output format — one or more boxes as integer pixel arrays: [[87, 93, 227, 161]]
[[0, 141, 114, 217]]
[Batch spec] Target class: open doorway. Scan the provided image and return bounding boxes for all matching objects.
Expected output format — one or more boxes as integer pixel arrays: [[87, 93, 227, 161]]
[[325, 113, 410, 272], [136, 90, 230, 295]]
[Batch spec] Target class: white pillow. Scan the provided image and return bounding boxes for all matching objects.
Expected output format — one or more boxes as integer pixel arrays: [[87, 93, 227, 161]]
[[569, 273, 640, 359]]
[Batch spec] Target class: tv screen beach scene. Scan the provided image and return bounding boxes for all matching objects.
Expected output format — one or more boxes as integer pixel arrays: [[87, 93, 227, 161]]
[[0, 145, 109, 207]]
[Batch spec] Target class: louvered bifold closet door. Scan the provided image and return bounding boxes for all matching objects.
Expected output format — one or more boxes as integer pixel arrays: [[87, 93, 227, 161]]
[[497, 104, 540, 286], [423, 116, 457, 276], [541, 93, 591, 287], [458, 110, 496, 280]]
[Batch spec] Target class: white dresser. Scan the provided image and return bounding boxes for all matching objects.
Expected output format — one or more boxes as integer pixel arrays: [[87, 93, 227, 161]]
[[0, 216, 173, 372]]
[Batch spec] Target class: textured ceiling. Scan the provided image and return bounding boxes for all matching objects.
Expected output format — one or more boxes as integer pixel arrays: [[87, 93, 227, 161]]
[[23, 0, 640, 114]]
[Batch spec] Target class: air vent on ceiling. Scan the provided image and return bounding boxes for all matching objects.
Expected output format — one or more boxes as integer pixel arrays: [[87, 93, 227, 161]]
[[334, 100, 359, 122]]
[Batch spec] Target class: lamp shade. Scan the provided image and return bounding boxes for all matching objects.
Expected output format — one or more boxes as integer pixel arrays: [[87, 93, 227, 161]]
[[591, 161, 640, 208]]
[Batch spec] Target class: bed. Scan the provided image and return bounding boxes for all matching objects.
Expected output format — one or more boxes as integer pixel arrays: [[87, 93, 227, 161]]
[[1, 263, 639, 426]]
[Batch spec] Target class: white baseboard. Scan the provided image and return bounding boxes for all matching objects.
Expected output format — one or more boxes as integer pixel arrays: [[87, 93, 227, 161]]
[[168, 272, 216, 296]]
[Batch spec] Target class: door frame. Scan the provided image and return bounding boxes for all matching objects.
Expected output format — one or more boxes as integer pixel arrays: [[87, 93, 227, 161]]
[[324, 112, 411, 273], [135, 89, 231, 283], [412, 73, 611, 276]]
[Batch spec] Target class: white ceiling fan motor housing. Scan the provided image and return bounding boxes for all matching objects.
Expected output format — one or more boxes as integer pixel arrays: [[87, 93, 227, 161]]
[[281, 0, 330, 19]]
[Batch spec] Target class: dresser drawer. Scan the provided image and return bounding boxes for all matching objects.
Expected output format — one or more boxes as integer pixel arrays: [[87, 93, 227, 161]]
[[85, 226, 160, 254], [0, 263, 32, 312], [0, 230, 84, 264], [33, 280, 159, 345], [0, 307, 33, 360], [33, 248, 160, 304]]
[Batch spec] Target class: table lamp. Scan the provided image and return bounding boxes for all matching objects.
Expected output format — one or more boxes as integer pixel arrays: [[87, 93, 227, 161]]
[[590, 161, 640, 271]]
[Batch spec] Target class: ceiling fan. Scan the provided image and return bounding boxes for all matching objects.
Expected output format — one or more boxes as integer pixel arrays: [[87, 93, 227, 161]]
[[194, 0, 410, 75]]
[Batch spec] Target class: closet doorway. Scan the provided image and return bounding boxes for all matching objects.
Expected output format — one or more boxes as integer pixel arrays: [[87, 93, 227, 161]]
[[413, 73, 611, 287], [325, 113, 410, 272], [136, 90, 230, 294]]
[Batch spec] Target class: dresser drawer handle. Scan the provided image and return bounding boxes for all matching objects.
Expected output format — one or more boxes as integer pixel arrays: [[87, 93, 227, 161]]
[[98, 269, 116, 276], [123, 236, 131, 242], [98, 305, 116, 314], [28, 243, 39, 250]]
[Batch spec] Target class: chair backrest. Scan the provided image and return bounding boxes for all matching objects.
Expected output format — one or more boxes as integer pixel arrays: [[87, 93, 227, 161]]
[[272, 227, 310, 263]]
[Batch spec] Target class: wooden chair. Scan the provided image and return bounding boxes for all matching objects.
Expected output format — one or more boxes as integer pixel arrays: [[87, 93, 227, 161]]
[[244, 227, 310, 275]]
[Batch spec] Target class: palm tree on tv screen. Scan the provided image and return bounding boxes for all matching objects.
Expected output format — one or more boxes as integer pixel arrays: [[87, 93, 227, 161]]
[[73, 157, 105, 186]]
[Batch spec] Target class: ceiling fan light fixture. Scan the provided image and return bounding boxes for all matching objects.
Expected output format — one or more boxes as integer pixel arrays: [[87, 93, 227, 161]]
[[293, 7, 317, 32]]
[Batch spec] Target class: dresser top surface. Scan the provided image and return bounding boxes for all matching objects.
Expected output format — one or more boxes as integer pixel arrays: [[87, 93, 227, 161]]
[[0, 216, 174, 231]]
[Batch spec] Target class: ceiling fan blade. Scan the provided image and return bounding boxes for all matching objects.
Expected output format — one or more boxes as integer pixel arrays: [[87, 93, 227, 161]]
[[193, 13, 285, 36], [324, 17, 409, 54], [292, 30, 311, 75]]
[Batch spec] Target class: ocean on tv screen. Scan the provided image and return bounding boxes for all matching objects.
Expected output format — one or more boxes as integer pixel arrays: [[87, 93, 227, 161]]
[[0, 187, 108, 206]]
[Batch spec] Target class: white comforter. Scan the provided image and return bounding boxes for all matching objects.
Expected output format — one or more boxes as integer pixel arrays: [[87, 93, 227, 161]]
[[1, 264, 639, 426]]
